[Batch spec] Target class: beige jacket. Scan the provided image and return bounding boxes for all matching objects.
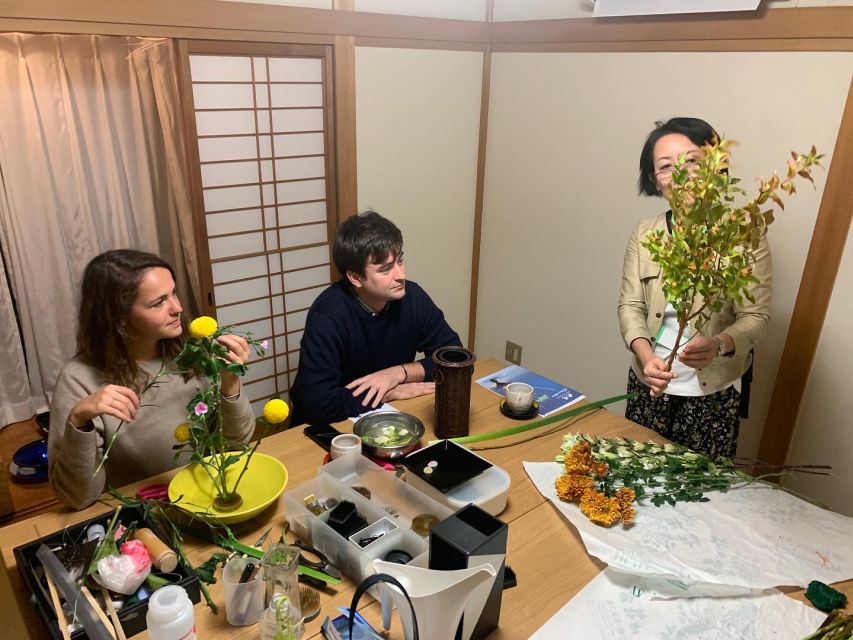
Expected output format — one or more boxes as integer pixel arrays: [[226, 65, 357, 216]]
[[618, 213, 771, 391]]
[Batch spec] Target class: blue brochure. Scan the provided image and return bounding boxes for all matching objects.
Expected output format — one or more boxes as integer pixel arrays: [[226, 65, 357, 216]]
[[475, 364, 585, 416]]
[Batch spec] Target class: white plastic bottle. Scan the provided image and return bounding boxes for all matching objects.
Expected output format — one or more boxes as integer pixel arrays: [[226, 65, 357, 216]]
[[146, 585, 197, 640]]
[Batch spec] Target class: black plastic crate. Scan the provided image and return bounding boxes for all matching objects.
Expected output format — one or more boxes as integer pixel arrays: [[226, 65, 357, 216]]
[[14, 506, 200, 640]]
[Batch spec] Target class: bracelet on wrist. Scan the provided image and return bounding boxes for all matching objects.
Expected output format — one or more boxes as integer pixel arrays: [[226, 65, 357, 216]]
[[400, 364, 408, 383]]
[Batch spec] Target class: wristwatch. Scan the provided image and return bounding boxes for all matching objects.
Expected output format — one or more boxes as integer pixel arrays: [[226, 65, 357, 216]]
[[712, 336, 727, 357]]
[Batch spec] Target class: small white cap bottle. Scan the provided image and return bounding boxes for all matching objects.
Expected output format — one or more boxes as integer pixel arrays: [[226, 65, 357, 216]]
[[146, 585, 197, 640]]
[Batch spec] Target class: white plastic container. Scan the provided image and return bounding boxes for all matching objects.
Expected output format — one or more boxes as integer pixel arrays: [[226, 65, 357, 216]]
[[284, 454, 453, 583], [146, 585, 197, 640]]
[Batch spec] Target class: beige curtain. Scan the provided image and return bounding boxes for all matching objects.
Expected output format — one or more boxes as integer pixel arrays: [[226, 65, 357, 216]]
[[0, 33, 200, 428]]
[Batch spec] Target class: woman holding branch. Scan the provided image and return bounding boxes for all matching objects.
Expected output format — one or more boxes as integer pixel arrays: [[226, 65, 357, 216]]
[[617, 117, 771, 458], [48, 249, 255, 510]]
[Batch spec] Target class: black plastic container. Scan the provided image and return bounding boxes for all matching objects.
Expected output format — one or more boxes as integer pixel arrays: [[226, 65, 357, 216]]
[[429, 504, 507, 640], [14, 506, 200, 640]]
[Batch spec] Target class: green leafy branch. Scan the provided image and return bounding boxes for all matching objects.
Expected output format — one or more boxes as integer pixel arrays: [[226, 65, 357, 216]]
[[642, 139, 823, 369]]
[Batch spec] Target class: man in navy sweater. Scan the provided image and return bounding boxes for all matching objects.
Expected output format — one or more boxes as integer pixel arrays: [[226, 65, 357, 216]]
[[290, 211, 462, 425]]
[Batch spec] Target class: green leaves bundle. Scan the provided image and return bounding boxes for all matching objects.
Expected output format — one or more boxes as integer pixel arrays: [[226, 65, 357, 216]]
[[643, 139, 822, 369]]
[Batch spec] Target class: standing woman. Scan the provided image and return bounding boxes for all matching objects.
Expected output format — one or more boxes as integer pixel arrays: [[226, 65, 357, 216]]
[[617, 117, 771, 458], [49, 249, 255, 510]]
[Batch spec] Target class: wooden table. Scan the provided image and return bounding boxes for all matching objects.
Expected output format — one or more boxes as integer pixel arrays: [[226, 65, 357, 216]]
[[0, 358, 849, 639]]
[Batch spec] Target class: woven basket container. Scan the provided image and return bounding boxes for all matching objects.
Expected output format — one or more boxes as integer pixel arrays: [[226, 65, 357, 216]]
[[432, 346, 477, 439]]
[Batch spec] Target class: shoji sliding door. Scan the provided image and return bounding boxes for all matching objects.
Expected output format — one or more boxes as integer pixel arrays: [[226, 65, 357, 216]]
[[179, 42, 338, 416]]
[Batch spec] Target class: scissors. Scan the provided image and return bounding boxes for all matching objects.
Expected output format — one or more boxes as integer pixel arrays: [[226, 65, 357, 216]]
[[252, 527, 272, 550], [292, 538, 342, 580], [228, 526, 272, 561]]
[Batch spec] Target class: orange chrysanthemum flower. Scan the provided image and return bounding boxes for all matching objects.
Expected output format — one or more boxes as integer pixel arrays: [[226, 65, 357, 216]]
[[564, 441, 596, 474], [592, 461, 609, 477], [579, 489, 621, 527], [555, 474, 595, 503], [616, 487, 637, 525], [619, 502, 636, 525]]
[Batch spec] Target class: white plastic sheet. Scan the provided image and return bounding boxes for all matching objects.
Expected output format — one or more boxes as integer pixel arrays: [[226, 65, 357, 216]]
[[525, 461, 853, 595]]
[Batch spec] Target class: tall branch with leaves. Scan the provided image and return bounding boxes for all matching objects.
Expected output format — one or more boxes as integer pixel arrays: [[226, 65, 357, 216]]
[[642, 139, 823, 369]]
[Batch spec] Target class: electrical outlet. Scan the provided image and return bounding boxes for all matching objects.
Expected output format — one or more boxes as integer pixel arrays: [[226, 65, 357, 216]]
[[505, 340, 522, 365]]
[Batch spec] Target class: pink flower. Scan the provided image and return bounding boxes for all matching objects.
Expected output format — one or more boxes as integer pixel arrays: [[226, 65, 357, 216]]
[[194, 402, 208, 416], [260, 339, 269, 350], [119, 539, 152, 573]]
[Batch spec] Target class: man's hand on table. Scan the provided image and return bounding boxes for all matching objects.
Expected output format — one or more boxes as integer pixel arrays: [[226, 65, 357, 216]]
[[383, 382, 435, 402]]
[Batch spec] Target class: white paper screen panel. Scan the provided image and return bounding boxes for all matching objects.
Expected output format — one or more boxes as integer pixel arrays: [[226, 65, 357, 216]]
[[195, 110, 257, 136], [270, 84, 323, 107], [206, 209, 263, 236], [198, 136, 260, 162], [272, 109, 324, 132], [279, 201, 327, 226], [282, 245, 330, 271], [277, 178, 326, 203], [188, 51, 334, 407]]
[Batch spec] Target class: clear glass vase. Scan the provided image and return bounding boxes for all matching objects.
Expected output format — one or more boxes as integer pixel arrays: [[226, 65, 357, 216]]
[[259, 544, 303, 640]]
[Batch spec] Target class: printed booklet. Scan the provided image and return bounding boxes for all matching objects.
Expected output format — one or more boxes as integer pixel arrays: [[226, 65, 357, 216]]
[[475, 364, 585, 416]]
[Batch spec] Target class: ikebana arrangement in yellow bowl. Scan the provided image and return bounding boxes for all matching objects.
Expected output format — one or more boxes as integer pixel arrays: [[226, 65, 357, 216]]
[[166, 317, 290, 522], [95, 314, 290, 523]]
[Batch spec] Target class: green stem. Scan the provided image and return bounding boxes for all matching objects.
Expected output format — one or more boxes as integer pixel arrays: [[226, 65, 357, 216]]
[[94, 352, 186, 477], [437, 393, 635, 446], [228, 436, 263, 498]]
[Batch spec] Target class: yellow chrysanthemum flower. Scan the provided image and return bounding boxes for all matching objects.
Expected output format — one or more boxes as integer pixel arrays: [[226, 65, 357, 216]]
[[188, 316, 218, 339], [263, 398, 290, 424], [174, 423, 191, 443]]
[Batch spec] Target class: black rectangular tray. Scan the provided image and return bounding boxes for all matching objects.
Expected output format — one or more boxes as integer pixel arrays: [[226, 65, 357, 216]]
[[13, 506, 200, 640]]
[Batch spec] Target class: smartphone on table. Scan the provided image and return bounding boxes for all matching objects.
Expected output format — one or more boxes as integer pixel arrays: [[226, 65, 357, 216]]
[[303, 423, 343, 452]]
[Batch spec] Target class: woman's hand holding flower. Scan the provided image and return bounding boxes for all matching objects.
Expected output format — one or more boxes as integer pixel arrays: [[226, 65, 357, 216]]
[[71, 384, 140, 428], [217, 333, 251, 398]]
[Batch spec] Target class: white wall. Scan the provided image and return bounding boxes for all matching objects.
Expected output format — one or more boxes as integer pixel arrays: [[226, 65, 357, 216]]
[[785, 219, 853, 516], [355, 47, 483, 344], [476, 51, 852, 459]]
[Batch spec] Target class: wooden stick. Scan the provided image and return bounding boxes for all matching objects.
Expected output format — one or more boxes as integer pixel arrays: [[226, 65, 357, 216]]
[[99, 586, 127, 640], [43, 573, 72, 640], [80, 585, 117, 640]]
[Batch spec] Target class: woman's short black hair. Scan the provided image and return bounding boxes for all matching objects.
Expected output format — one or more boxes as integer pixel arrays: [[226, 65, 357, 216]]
[[332, 210, 403, 284], [638, 117, 718, 196]]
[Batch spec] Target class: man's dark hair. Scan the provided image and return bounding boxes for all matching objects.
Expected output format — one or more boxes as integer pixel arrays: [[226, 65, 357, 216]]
[[638, 117, 718, 196], [332, 211, 403, 284]]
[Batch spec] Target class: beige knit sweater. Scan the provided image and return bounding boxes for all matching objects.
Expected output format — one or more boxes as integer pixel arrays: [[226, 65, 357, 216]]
[[48, 357, 255, 510]]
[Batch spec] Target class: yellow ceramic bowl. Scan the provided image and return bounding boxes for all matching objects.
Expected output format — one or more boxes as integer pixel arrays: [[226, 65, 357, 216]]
[[168, 452, 288, 524]]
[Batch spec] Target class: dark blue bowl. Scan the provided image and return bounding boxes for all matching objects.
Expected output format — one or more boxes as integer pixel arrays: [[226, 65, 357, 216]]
[[10, 439, 48, 483]]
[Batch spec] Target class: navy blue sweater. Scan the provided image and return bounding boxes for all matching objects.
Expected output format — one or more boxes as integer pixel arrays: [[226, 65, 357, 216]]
[[290, 280, 461, 425]]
